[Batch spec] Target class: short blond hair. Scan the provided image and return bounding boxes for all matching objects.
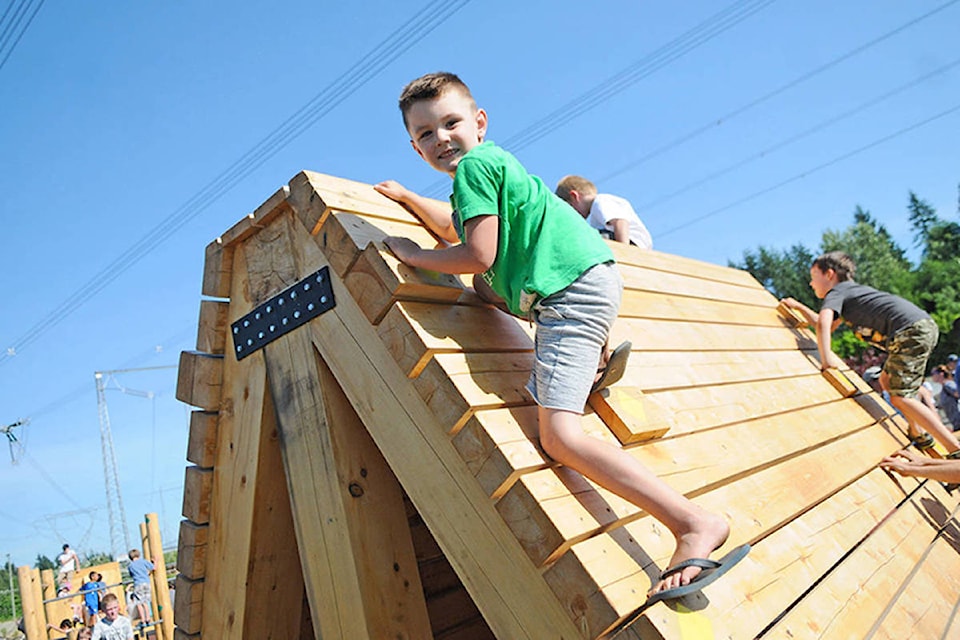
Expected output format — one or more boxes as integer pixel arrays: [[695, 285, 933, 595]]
[[555, 175, 597, 203]]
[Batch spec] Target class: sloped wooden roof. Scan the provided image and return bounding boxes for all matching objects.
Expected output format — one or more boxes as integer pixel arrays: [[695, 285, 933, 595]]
[[173, 171, 960, 640]]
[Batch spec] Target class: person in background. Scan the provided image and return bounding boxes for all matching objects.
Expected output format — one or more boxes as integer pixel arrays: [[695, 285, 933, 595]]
[[931, 364, 960, 430], [555, 175, 653, 248]]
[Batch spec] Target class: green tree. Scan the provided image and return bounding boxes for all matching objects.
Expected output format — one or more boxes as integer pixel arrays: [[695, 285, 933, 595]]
[[907, 191, 939, 249], [729, 243, 818, 308], [821, 206, 913, 297], [83, 550, 113, 567], [34, 554, 54, 571]]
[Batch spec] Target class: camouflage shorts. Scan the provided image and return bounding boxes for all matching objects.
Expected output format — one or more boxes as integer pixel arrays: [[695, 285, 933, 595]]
[[884, 318, 938, 397]]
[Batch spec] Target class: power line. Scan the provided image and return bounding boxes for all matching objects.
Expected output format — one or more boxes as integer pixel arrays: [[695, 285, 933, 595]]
[[420, 0, 778, 198], [657, 102, 960, 238], [639, 56, 960, 213], [597, 0, 960, 186], [0, 0, 44, 72], [0, 0, 472, 368]]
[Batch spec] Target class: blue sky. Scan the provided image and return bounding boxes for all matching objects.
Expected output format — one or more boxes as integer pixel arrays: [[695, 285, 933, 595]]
[[1, 0, 958, 567]]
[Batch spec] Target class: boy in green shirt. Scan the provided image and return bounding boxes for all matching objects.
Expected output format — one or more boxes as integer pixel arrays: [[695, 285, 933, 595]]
[[376, 72, 747, 602]]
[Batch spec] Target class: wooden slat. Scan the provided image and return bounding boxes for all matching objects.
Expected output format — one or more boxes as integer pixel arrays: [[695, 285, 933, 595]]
[[606, 242, 760, 288], [822, 367, 858, 397], [765, 482, 958, 638], [174, 574, 203, 635], [619, 288, 788, 326], [777, 300, 808, 327], [377, 301, 533, 378], [262, 312, 432, 639], [273, 215, 584, 638], [501, 399, 897, 568], [344, 243, 463, 324], [311, 209, 440, 277], [618, 261, 773, 307], [587, 386, 673, 445], [185, 411, 218, 468], [176, 351, 223, 411], [176, 520, 208, 581], [196, 300, 229, 355], [199, 223, 287, 639], [609, 317, 815, 352], [182, 466, 212, 524], [202, 236, 232, 299]]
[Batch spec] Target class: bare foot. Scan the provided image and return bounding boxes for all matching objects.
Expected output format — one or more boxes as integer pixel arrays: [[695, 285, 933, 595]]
[[648, 513, 730, 596]]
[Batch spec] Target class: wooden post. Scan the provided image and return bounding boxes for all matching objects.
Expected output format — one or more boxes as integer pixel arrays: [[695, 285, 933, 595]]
[[17, 566, 41, 640], [146, 513, 175, 640], [30, 568, 46, 637], [140, 522, 160, 623]]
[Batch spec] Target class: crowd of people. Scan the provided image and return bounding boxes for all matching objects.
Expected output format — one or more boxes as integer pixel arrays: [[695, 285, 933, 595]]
[[33, 547, 160, 640]]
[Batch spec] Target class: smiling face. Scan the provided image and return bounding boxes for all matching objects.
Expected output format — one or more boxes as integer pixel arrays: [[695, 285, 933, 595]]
[[809, 265, 837, 299], [405, 87, 487, 177]]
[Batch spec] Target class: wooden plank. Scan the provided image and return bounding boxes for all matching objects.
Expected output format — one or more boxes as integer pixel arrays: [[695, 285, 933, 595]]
[[176, 351, 223, 411], [263, 320, 432, 639], [196, 300, 229, 355], [414, 353, 535, 435], [146, 513, 175, 640], [288, 170, 440, 232], [587, 386, 673, 445], [344, 243, 463, 324], [619, 288, 789, 326], [377, 301, 533, 378], [312, 210, 441, 277], [176, 520, 208, 581], [200, 186, 292, 298], [765, 482, 957, 638], [822, 367, 859, 397], [618, 261, 774, 307], [270, 214, 583, 638], [198, 229, 279, 639], [777, 299, 808, 327], [608, 317, 815, 352], [606, 242, 760, 288], [181, 466, 212, 524], [185, 411, 218, 469], [240, 385, 308, 640], [873, 525, 960, 638], [174, 574, 203, 635], [501, 399, 895, 568], [540, 424, 908, 638]]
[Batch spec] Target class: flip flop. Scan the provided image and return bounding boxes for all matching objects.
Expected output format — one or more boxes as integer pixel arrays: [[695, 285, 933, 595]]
[[910, 433, 935, 451], [644, 543, 751, 606], [591, 340, 632, 393]]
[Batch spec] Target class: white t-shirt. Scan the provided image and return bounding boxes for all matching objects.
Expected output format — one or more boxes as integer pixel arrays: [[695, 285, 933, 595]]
[[58, 549, 78, 573], [92, 616, 134, 640], [585, 193, 653, 249]]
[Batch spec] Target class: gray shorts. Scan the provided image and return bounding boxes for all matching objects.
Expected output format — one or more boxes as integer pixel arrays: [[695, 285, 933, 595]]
[[525, 262, 623, 413]]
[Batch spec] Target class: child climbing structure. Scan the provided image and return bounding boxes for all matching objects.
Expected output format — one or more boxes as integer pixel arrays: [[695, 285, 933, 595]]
[[173, 171, 960, 639]]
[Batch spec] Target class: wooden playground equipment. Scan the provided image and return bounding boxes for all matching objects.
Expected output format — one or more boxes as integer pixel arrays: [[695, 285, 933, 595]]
[[17, 513, 173, 639], [172, 171, 960, 639]]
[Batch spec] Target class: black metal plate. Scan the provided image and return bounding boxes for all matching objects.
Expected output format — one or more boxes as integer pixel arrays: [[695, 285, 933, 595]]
[[231, 266, 335, 360]]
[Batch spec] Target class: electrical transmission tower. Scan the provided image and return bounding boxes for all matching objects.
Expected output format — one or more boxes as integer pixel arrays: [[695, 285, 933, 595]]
[[94, 365, 176, 559]]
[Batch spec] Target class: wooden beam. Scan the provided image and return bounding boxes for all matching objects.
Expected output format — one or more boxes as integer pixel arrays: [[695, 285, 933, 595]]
[[176, 351, 223, 411], [185, 411, 218, 469], [174, 574, 203, 635], [181, 466, 212, 525], [587, 386, 673, 445], [196, 300, 229, 355], [263, 327, 431, 639], [176, 520, 208, 581]]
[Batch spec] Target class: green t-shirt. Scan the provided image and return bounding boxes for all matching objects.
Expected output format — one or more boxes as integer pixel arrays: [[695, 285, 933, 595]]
[[452, 141, 614, 316]]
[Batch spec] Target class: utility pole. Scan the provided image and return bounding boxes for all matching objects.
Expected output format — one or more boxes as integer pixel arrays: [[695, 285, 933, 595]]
[[94, 365, 176, 559], [6, 552, 15, 620]]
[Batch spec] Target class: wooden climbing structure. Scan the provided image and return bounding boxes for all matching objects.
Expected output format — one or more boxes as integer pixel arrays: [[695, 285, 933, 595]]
[[173, 171, 960, 639], [18, 512, 173, 640]]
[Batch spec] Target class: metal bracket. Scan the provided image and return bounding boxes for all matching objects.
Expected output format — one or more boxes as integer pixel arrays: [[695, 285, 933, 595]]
[[231, 267, 335, 360]]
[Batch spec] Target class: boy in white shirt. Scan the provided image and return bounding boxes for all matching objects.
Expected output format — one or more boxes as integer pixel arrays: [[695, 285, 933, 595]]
[[556, 175, 653, 249]]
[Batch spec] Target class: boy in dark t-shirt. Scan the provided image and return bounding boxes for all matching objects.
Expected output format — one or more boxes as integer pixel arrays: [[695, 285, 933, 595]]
[[781, 251, 960, 458]]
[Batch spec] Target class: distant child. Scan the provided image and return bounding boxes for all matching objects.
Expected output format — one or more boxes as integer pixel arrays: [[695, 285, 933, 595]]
[[47, 618, 77, 640], [79, 570, 106, 627], [555, 175, 653, 249], [374, 71, 746, 601], [931, 364, 960, 430], [126, 549, 154, 623], [90, 593, 133, 640], [781, 251, 960, 458], [57, 544, 80, 585]]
